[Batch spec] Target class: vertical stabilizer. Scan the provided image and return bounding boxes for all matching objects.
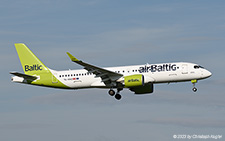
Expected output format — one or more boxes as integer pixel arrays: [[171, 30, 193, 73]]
[[14, 43, 50, 75], [12, 43, 68, 88]]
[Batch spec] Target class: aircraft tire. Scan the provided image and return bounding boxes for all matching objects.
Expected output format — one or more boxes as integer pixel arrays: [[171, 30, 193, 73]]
[[115, 94, 122, 100], [192, 87, 197, 92], [108, 89, 115, 96]]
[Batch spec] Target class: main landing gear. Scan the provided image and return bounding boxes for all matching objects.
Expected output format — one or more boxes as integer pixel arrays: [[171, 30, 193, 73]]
[[108, 87, 123, 100], [191, 79, 198, 92], [108, 89, 115, 96]]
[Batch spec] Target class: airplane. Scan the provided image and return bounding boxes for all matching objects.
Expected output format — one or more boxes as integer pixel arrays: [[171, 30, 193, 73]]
[[10, 43, 212, 100]]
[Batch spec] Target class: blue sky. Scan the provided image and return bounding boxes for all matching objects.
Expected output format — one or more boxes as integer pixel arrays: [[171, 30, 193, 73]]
[[1, 0, 225, 140]]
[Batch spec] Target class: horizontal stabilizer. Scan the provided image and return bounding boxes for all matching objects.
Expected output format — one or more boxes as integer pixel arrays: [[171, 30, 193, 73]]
[[10, 72, 37, 80]]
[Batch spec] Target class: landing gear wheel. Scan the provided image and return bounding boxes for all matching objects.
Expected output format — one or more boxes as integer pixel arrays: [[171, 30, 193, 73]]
[[192, 87, 197, 92], [191, 80, 198, 93], [108, 89, 115, 96], [115, 94, 122, 100]]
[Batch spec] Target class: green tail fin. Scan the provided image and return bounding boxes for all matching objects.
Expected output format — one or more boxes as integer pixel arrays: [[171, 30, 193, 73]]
[[15, 43, 50, 75]]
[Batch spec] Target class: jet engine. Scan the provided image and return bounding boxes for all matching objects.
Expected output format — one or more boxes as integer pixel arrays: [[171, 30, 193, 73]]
[[129, 83, 154, 94], [123, 74, 154, 94], [124, 74, 144, 87]]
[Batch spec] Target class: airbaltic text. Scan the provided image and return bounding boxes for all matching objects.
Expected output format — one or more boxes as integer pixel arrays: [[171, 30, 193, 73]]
[[25, 64, 42, 71], [139, 64, 177, 73]]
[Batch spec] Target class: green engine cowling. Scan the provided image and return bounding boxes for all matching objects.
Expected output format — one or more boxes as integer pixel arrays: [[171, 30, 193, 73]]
[[124, 74, 144, 87], [124, 74, 154, 94]]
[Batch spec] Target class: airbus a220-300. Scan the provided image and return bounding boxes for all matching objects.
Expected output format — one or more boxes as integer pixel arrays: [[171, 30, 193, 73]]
[[10, 43, 212, 100]]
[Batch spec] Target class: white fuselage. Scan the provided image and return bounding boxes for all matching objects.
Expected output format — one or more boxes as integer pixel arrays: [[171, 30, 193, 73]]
[[50, 62, 211, 89]]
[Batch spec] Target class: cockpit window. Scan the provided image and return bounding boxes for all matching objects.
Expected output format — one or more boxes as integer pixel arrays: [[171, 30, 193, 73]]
[[194, 65, 199, 69], [194, 65, 204, 69]]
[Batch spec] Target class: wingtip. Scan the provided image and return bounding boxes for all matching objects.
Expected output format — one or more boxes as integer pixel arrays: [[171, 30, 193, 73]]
[[66, 52, 79, 62], [14, 43, 26, 47]]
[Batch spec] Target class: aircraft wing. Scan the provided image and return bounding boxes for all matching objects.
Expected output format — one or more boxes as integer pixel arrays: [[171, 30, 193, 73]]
[[10, 72, 37, 80], [67, 52, 123, 84]]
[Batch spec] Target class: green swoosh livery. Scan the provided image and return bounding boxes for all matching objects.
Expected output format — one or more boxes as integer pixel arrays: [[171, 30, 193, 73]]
[[13, 43, 69, 88]]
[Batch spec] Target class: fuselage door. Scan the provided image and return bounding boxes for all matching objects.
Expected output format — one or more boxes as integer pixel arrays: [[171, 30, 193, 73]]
[[182, 64, 188, 74]]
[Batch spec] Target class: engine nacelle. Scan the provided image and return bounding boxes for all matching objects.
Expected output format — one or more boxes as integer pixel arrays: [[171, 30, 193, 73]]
[[123, 74, 155, 88], [130, 83, 154, 94], [124, 74, 144, 87], [122, 74, 154, 94]]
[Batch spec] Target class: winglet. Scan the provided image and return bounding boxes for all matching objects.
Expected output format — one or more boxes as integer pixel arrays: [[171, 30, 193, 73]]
[[66, 52, 79, 62]]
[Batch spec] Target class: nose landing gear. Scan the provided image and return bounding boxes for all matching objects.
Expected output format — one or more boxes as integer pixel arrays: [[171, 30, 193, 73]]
[[192, 87, 197, 92], [191, 79, 198, 92]]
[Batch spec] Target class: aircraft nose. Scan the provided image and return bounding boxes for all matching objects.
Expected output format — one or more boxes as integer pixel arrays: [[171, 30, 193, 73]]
[[204, 70, 212, 78]]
